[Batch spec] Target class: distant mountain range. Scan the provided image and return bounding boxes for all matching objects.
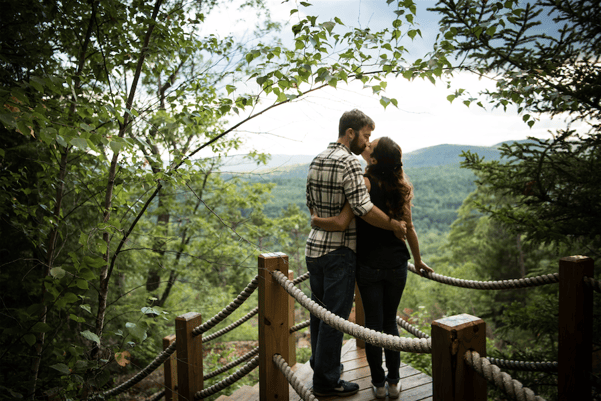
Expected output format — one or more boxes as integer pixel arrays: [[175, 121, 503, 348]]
[[219, 142, 514, 173]]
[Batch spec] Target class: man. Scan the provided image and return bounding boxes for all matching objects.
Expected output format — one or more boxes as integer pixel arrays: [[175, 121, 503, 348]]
[[305, 109, 407, 397]]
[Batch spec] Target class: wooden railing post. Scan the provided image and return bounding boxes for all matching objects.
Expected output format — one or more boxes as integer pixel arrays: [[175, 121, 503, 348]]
[[163, 334, 177, 401], [175, 312, 203, 401], [259, 253, 290, 401], [288, 270, 296, 367], [354, 283, 366, 348], [432, 314, 486, 401], [559, 255, 594, 401]]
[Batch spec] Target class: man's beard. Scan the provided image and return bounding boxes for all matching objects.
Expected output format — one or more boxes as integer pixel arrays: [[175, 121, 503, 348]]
[[350, 135, 365, 155]]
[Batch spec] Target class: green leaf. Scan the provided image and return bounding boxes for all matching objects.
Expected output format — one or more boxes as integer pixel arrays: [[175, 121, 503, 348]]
[[141, 307, 160, 317], [50, 363, 71, 375], [56, 292, 79, 309], [29, 79, 44, 93], [80, 304, 92, 314], [70, 138, 88, 150], [76, 279, 89, 290], [24, 334, 36, 346], [225, 85, 236, 95], [79, 123, 94, 132], [109, 140, 124, 153], [70, 314, 85, 323], [81, 330, 100, 344], [125, 322, 148, 342], [50, 267, 66, 279], [32, 322, 51, 333]]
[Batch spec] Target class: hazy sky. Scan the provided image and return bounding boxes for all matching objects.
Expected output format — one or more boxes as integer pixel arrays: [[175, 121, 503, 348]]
[[198, 0, 575, 157]]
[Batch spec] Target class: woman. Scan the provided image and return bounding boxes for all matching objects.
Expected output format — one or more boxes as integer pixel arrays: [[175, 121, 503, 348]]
[[311, 137, 433, 399]]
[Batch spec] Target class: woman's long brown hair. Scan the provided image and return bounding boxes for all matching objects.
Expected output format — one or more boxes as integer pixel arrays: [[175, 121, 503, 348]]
[[365, 136, 413, 220]]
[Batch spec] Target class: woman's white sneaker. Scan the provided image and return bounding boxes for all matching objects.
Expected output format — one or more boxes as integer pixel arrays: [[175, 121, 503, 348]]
[[387, 382, 401, 399], [372, 385, 386, 399]]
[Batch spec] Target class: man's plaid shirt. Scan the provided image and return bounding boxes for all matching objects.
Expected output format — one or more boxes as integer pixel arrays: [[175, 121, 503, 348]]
[[305, 142, 374, 258]]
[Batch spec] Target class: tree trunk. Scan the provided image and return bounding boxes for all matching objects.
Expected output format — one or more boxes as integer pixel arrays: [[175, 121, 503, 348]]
[[94, 0, 164, 355], [27, 1, 97, 396]]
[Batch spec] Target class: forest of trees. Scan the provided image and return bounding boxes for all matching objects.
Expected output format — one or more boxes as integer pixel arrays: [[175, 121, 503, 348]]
[[1, 0, 599, 400]]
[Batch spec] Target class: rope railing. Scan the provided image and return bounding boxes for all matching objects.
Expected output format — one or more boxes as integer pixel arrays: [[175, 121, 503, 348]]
[[271, 270, 431, 354], [204, 346, 259, 380], [91, 275, 260, 400], [145, 388, 165, 401], [273, 354, 317, 401], [192, 275, 259, 337], [194, 355, 260, 399], [290, 319, 310, 333], [487, 357, 558, 372], [92, 341, 177, 400], [394, 316, 558, 374], [203, 307, 258, 343], [408, 263, 559, 290], [465, 350, 546, 401], [583, 276, 601, 293], [293, 271, 310, 285], [396, 316, 430, 339]]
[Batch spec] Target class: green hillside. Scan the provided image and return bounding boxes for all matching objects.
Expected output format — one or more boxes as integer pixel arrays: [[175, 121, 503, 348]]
[[247, 143, 504, 235]]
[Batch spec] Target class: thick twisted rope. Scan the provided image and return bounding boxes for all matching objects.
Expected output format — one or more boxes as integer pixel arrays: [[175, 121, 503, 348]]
[[192, 275, 259, 337], [487, 357, 558, 372], [194, 355, 260, 399], [203, 307, 258, 343], [271, 270, 431, 353], [204, 346, 260, 380], [92, 341, 177, 399], [290, 319, 310, 333], [396, 316, 430, 339], [92, 276, 260, 399], [408, 263, 559, 290], [145, 389, 165, 401], [583, 276, 601, 293], [465, 351, 546, 401], [293, 272, 310, 285], [273, 354, 317, 401]]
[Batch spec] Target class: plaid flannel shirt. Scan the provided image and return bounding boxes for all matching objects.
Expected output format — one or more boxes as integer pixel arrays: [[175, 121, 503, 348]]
[[305, 142, 374, 258]]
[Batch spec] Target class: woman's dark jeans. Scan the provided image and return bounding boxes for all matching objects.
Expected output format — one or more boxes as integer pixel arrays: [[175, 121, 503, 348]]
[[306, 247, 357, 391], [357, 259, 408, 387]]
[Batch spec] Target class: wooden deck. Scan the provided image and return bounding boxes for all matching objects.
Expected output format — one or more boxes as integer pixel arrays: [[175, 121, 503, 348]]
[[217, 339, 433, 400]]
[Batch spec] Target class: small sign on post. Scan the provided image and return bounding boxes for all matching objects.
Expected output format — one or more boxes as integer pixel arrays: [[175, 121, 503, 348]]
[[432, 313, 487, 401]]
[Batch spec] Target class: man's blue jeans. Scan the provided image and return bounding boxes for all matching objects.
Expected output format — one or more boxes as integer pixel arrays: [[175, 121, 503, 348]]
[[306, 247, 356, 390], [356, 259, 408, 387]]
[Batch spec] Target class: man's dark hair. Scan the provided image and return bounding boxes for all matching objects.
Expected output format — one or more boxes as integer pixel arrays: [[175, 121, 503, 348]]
[[338, 109, 375, 137]]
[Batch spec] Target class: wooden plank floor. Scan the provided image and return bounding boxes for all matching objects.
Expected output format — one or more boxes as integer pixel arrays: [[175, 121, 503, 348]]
[[289, 339, 432, 401], [219, 339, 433, 400]]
